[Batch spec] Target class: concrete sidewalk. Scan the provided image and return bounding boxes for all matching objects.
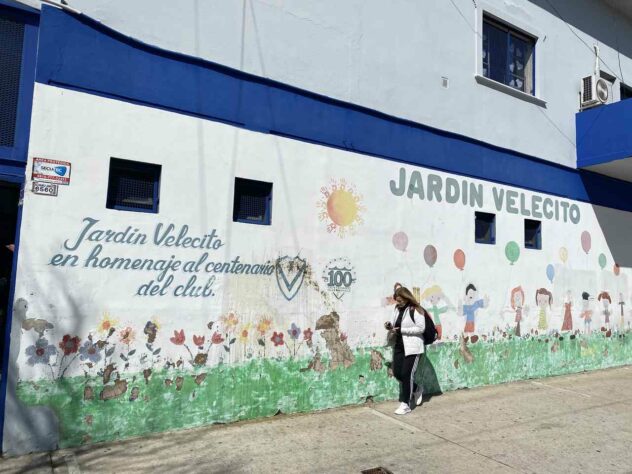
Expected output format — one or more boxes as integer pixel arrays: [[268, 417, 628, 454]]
[[2, 366, 632, 473]]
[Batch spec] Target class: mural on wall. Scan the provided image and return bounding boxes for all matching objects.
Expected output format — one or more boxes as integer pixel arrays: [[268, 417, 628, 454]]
[[317, 179, 365, 237], [321, 258, 356, 300], [9, 141, 632, 454], [458, 284, 489, 335]]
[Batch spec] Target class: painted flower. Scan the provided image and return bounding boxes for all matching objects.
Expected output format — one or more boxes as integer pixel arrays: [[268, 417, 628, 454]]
[[193, 335, 205, 347], [238, 324, 251, 344], [340, 332, 348, 342], [257, 317, 273, 335], [119, 327, 135, 345], [221, 312, 239, 331], [59, 334, 81, 355], [144, 321, 158, 343], [97, 312, 118, 335], [170, 329, 185, 345], [288, 323, 301, 340], [211, 331, 225, 345], [271, 331, 285, 347], [303, 328, 313, 342], [25, 338, 56, 365], [79, 339, 102, 363]]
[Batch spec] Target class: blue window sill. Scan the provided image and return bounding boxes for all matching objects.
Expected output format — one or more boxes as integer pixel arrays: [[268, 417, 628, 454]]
[[107, 205, 158, 214], [233, 218, 271, 226], [475, 75, 546, 107], [475, 240, 496, 245]]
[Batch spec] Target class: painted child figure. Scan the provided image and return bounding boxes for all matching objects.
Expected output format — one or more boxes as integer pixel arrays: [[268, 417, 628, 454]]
[[598, 291, 612, 330], [420, 285, 454, 340], [535, 288, 553, 332], [458, 284, 488, 335], [562, 290, 573, 332], [509, 286, 529, 337], [580, 292, 593, 334]]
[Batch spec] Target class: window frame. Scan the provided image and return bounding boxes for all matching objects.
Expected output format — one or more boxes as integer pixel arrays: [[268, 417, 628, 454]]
[[474, 211, 496, 245], [524, 218, 542, 250], [232, 177, 273, 226], [482, 15, 536, 96], [475, 5, 545, 106], [106, 157, 162, 214]]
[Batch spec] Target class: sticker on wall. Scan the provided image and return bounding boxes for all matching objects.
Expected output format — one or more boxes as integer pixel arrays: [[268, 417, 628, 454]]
[[317, 179, 365, 238], [32, 157, 72, 185], [275, 256, 307, 301], [322, 258, 356, 300], [32, 181, 59, 197]]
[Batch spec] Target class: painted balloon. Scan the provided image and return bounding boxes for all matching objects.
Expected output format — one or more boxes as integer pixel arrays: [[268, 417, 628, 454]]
[[598, 253, 607, 270], [453, 249, 465, 271], [546, 264, 555, 283], [614, 263, 620, 276], [423, 245, 437, 268], [559, 247, 568, 264], [581, 231, 591, 254], [505, 241, 520, 265], [392, 232, 408, 252]]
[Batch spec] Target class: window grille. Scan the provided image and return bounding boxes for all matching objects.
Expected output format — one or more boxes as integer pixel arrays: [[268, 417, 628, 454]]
[[233, 177, 272, 225], [0, 13, 25, 147], [106, 158, 161, 213], [475, 211, 496, 245]]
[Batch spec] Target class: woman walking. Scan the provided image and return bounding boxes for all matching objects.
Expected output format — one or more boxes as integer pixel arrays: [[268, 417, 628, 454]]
[[385, 283, 426, 415]]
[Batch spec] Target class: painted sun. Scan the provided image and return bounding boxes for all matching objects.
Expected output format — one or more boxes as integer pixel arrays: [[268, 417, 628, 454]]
[[317, 179, 365, 237]]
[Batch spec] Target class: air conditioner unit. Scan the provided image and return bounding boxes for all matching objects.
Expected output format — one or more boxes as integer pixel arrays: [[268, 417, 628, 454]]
[[581, 75, 609, 109]]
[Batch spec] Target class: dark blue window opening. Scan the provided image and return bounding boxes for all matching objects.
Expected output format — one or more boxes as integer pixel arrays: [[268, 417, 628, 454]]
[[0, 12, 25, 148], [621, 83, 632, 101], [483, 15, 535, 95], [106, 158, 161, 213], [524, 219, 542, 249], [475, 211, 496, 245], [233, 177, 272, 225]]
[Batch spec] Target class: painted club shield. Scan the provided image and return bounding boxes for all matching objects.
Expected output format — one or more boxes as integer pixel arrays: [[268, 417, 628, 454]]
[[275, 256, 307, 301]]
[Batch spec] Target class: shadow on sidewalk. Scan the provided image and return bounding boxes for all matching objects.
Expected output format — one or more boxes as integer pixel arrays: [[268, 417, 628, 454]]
[[416, 354, 442, 404]]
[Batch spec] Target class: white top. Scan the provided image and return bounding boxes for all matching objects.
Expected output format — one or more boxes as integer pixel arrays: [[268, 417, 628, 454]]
[[390, 305, 426, 356]]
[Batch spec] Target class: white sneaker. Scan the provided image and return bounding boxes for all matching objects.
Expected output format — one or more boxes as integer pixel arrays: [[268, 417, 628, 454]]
[[394, 402, 411, 415], [413, 387, 423, 406]]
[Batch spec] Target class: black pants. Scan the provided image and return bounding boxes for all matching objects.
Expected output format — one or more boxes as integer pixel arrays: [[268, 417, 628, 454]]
[[392, 348, 421, 404]]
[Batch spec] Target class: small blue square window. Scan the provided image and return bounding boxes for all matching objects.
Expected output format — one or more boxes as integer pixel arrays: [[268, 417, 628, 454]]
[[475, 212, 496, 244], [233, 177, 272, 225], [524, 219, 542, 249], [106, 158, 161, 213]]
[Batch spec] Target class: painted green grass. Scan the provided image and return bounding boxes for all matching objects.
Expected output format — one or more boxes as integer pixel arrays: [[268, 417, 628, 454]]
[[16, 332, 631, 448]]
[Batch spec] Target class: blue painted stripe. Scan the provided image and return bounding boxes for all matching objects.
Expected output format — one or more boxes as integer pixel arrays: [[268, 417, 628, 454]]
[[35, 6, 632, 212]]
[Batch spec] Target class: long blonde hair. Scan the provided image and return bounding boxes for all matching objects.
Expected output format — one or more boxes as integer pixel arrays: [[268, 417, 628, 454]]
[[393, 283, 422, 311]]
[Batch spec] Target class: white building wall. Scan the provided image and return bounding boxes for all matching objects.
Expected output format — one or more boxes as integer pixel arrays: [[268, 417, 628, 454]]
[[19, 0, 632, 168]]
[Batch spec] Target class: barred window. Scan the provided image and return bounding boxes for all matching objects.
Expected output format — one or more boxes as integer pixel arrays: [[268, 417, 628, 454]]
[[233, 177, 272, 225], [106, 158, 161, 213], [0, 13, 25, 147]]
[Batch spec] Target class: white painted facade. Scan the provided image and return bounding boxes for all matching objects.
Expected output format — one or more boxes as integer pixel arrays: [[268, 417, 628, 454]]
[[17, 0, 632, 167], [9, 83, 632, 379], [3, 0, 632, 455]]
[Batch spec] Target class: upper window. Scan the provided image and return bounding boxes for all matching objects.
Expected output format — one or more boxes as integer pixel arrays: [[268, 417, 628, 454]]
[[106, 158, 161, 213], [233, 177, 272, 225], [0, 12, 25, 147], [475, 212, 496, 245], [483, 15, 535, 96]]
